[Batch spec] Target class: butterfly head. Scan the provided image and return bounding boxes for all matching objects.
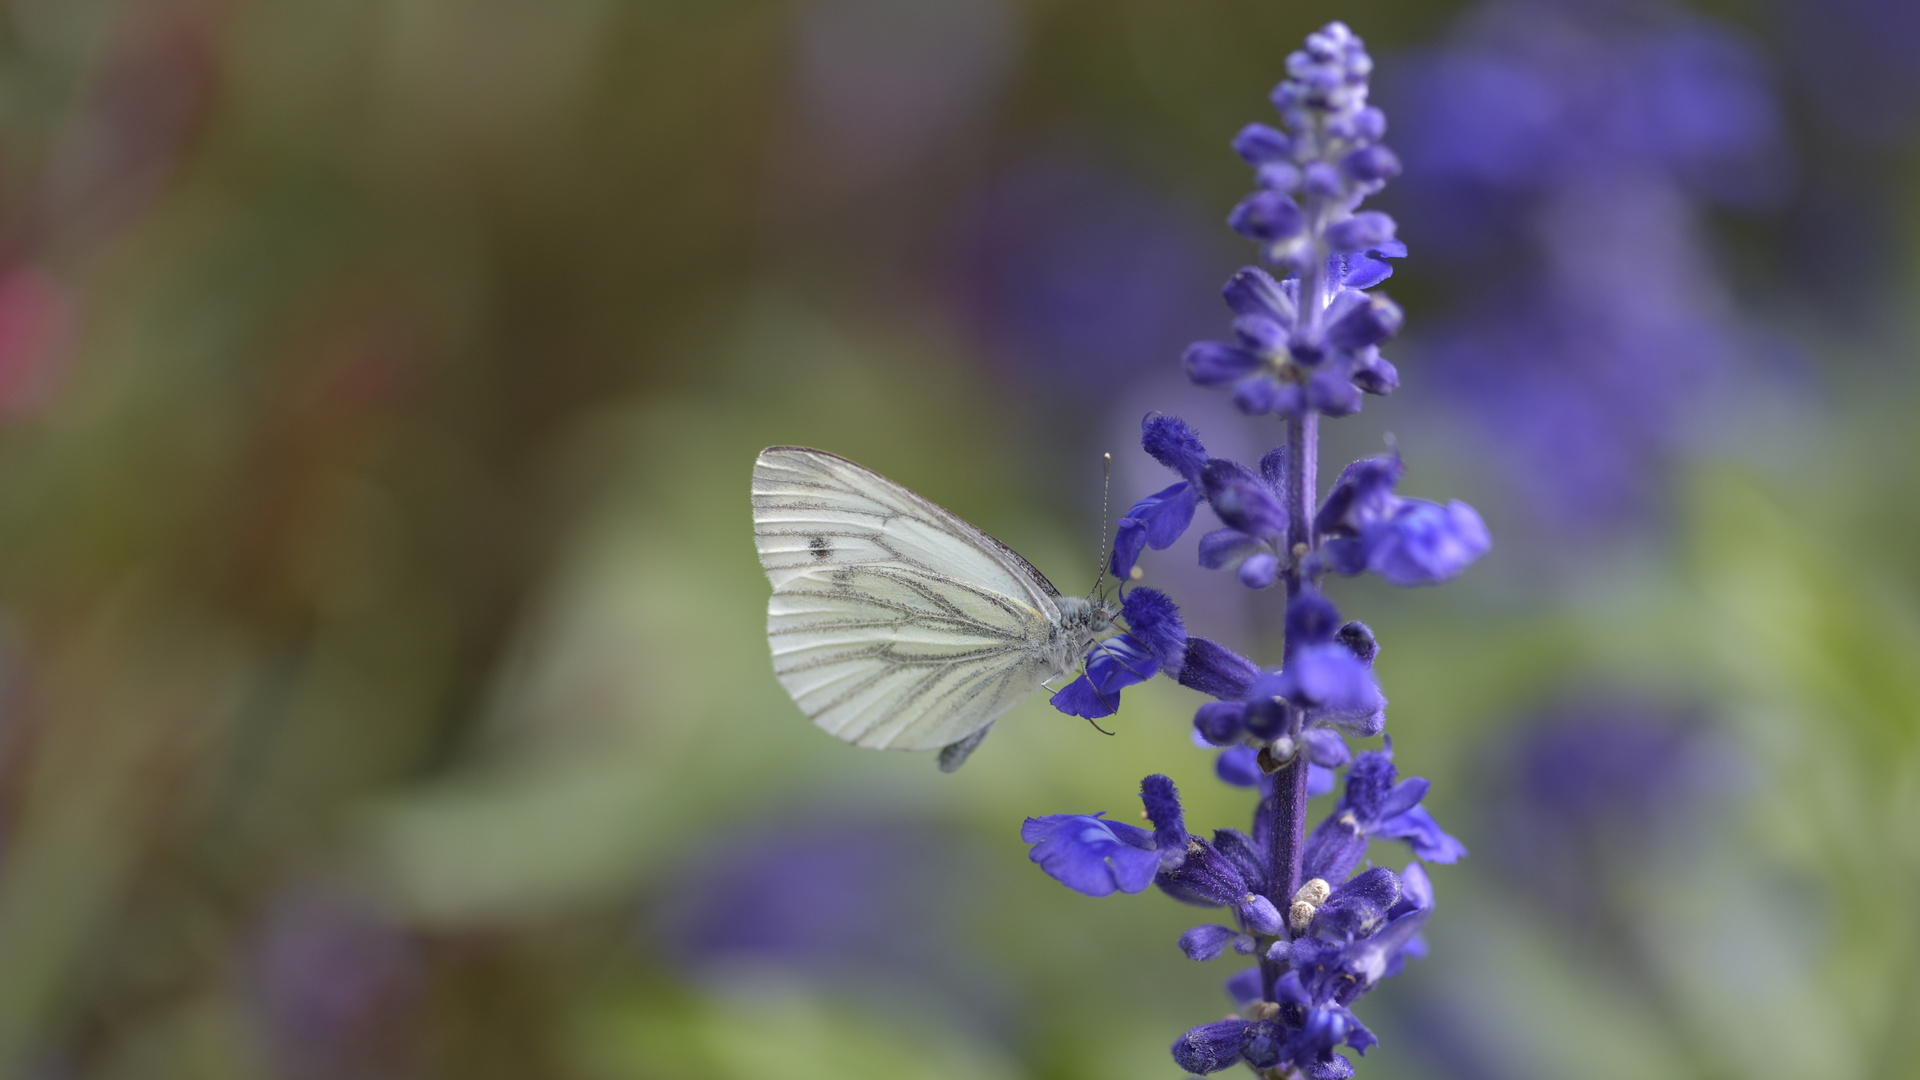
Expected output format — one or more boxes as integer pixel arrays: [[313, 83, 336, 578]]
[[1056, 594, 1120, 649]]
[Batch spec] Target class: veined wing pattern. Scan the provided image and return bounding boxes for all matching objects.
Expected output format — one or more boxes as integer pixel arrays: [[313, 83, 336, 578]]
[[751, 447, 1066, 751]]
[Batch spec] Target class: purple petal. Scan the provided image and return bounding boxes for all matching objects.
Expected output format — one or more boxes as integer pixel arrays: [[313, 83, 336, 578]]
[[1225, 967, 1264, 1008], [1236, 893, 1284, 936], [1238, 552, 1280, 588], [1376, 805, 1468, 863], [1231, 375, 1286, 415], [1229, 191, 1306, 242], [1343, 907, 1430, 987], [1307, 368, 1363, 416], [1195, 702, 1250, 746], [1122, 587, 1189, 670], [1324, 210, 1396, 253], [1047, 677, 1111, 719], [1301, 728, 1351, 768], [1022, 814, 1162, 897], [1178, 637, 1262, 700], [1140, 414, 1210, 483], [1144, 484, 1203, 549], [1308, 763, 1335, 798], [1365, 500, 1491, 586], [1315, 453, 1405, 537], [1233, 315, 1287, 353], [1215, 748, 1260, 789], [1110, 517, 1148, 578], [1285, 592, 1343, 646], [1352, 353, 1398, 395], [1341, 144, 1401, 183], [1172, 1019, 1254, 1075], [1277, 645, 1382, 719], [1202, 458, 1288, 538], [1179, 924, 1241, 961], [1326, 293, 1404, 351], [1051, 633, 1159, 718], [1139, 774, 1188, 851], [1198, 527, 1264, 570], [1391, 862, 1433, 919], [1232, 123, 1290, 164], [1185, 340, 1263, 386], [1155, 838, 1250, 907], [1377, 777, 1429, 822], [1222, 266, 1297, 324]]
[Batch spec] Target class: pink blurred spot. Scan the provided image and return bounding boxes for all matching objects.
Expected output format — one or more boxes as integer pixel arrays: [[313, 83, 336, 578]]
[[0, 266, 78, 417]]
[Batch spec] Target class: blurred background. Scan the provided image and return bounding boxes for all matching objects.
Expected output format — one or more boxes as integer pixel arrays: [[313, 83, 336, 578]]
[[0, 0, 1913, 1077]]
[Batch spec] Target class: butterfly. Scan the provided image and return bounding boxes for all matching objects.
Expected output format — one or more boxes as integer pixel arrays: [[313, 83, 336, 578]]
[[751, 446, 1123, 771]]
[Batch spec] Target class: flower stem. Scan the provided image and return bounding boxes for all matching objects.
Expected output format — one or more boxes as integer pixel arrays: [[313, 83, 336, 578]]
[[1260, 405, 1320, 1000], [1259, 750, 1311, 999], [1283, 411, 1318, 611]]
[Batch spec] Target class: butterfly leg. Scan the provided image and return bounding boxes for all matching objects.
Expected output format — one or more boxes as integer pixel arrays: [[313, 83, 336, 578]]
[[1080, 661, 1119, 736], [1092, 638, 1153, 682]]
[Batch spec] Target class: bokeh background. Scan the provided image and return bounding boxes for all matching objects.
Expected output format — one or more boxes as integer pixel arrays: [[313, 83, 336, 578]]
[[0, 0, 1914, 1077]]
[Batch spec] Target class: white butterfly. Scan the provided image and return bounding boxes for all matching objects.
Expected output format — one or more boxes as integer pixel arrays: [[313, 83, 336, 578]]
[[752, 446, 1120, 771]]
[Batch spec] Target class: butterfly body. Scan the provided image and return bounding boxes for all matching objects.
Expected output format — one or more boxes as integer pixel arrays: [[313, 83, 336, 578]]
[[751, 446, 1115, 766]]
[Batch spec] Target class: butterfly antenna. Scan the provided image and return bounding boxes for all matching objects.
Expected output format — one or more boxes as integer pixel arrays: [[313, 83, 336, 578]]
[[1090, 452, 1113, 601]]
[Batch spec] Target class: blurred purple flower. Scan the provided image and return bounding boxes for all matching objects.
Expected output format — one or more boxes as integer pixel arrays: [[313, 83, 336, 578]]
[[1477, 700, 1741, 927], [649, 817, 1009, 1027], [1385, 0, 1789, 531], [951, 152, 1221, 391], [245, 884, 423, 1080]]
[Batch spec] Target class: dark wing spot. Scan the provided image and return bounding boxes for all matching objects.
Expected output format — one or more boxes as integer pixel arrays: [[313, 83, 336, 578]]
[[809, 535, 832, 561]]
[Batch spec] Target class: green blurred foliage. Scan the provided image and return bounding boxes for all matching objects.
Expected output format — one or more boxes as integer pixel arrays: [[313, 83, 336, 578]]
[[0, 1, 1912, 1078]]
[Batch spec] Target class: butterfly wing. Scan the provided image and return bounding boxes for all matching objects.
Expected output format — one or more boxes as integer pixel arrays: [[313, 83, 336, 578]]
[[752, 447, 1066, 751]]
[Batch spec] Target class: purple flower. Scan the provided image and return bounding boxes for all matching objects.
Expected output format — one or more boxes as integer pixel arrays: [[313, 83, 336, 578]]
[[1048, 632, 1158, 719], [1183, 269, 1406, 419], [1021, 813, 1160, 897], [1180, 923, 1256, 961], [1111, 416, 1296, 585], [1112, 415, 1212, 578], [1172, 860, 1436, 1075], [1179, 19, 1410, 419], [1018, 24, 1474, 1080], [1183, 593, 1385, 745], [1302, 745, 1467, 885], [1317, 453, 1490, 586], [1111, 481, 1201, 578]]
